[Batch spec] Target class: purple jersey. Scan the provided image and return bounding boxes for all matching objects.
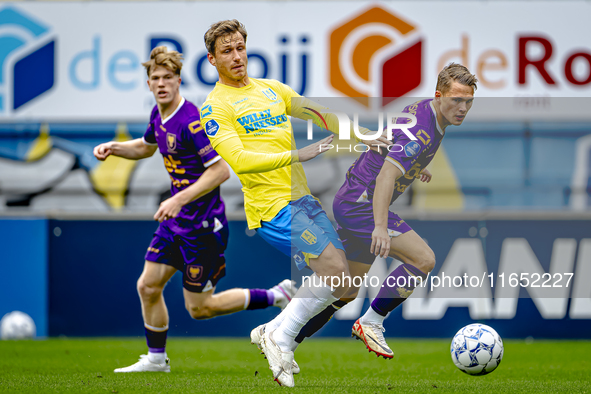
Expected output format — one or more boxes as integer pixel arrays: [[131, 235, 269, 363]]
[[143, 98, 226, 238], [335, 99, 444, 205]]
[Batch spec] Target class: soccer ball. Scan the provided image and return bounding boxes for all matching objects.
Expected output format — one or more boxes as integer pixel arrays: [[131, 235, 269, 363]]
[[450, 323, 503, 376], [0, 311, 36, 340]]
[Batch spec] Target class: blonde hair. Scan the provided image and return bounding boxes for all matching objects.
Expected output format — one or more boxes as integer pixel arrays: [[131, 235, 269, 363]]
[[142, 46, 183, 77], [436, 63, 478, 94], [204, 19, 247, 55]]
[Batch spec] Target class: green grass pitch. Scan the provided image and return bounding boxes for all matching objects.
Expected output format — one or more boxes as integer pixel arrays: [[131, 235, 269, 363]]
[[1, 338, 590, 393]]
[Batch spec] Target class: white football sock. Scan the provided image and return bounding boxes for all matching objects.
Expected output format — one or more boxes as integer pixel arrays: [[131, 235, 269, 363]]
[[243, 289, 250, 310], [273, 274, 337, 352], [266, 308, 287, 333], [148, 351, 166, 363], [360, 306, 388, 326]]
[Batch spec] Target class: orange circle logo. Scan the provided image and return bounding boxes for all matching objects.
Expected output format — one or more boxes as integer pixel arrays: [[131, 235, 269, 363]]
[[329, 5, 423, 107]]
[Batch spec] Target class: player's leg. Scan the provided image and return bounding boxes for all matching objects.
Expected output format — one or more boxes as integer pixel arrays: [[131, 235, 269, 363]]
[[362, 229, 433, 322], [183, 281, 296, 320], [138, 260, 177, 329], [262, 198, 351, 347], [114, 259, 176, 373], [269, 243, 350, 345], [354, 229, 434, 359], [294, 259, 371, 344], [181, 226, 296, 320], [255, 196, 350, 386], [292, 220, 380, 345]]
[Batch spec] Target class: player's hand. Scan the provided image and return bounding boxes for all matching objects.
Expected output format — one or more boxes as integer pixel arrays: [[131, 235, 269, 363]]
[[297, 134, 334, 163], [370, 226, 391, 258], [418, 168, 432, 183], [154, 196, 184, 222], [93, 142, 113, 161], [362, 131, 393, 153]]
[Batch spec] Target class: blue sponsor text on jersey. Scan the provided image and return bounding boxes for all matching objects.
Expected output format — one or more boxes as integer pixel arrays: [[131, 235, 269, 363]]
[[237, 109, 288, 133]]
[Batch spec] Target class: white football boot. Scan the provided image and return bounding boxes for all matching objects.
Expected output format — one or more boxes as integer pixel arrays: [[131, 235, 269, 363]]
[[270, 279, 298, 310], [352, 318, 394, 359], [114, 354, 171, 373], [259, 329, 295, 387], [250, 324, 300, 374]]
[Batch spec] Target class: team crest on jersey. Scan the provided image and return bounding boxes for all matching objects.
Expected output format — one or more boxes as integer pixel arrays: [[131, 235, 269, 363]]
[[293, 253, 304, 265], [205, 119, 220, 137], [262, 88, 277, 101], [300, 229, 317, 245], [201, 105, 212, 117], [166, 133, 177, 153], [404, 141, 421, 157], [187, 265, 203, 281]]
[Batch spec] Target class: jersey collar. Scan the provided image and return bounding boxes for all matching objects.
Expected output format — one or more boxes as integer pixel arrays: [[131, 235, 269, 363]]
[[161, 97, 185, 125], [429, 100, 444, 136]]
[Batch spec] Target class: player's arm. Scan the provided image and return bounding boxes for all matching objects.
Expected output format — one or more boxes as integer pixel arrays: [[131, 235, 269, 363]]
[[371, 160, 403, 258], [154, 159, 230, 222], [283, 88, 391, 149], [93, 138, 157, 161], [212, 130, 333, 175]]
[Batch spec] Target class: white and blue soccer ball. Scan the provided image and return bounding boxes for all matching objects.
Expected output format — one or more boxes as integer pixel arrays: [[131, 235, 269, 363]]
[[450, 323, 503, 376], [0, 311, 36, 340]]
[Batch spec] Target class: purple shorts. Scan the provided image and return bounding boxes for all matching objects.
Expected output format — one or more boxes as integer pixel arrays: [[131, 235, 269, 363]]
[[144, 222, 228, 293], [333, 197, 413, 264]]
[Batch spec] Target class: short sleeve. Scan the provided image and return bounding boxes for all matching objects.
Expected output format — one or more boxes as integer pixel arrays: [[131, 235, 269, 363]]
[[143, 106, 158, 145], [385, 123, 428, 176], [200, 100, 238, 150], [185, 113, 221, 168]]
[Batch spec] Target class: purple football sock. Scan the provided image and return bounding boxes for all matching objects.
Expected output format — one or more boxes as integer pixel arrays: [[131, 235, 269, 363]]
[[145, 326, 167, 353], [246, 289, 271, 310], [371, 263, 428, 316]]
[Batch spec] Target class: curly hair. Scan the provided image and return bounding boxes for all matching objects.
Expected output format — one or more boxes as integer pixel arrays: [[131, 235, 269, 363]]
[[141, 46, 183, 77]]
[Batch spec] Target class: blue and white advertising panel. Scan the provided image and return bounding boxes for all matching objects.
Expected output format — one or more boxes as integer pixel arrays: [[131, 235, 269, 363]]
[[1, 2, 591, 120]]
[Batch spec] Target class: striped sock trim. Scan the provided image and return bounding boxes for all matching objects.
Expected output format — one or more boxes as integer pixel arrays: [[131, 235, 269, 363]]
[[243, 289, 250, 310], [144, 323, 169, 332]]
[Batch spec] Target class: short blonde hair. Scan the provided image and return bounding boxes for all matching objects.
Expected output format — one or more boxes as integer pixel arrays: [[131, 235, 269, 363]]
[[204, 19, 247, 55], [436, 63, 478, 94], [142, 46, 183, 77]]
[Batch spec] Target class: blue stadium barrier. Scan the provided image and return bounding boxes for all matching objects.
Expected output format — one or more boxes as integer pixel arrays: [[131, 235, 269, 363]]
[[0, 218, 48, 337], [39, 218, 591, 339]]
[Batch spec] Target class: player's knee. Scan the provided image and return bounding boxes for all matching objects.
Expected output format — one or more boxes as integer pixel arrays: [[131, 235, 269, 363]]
[[325, 254, 349, 278], [137, 279, 163, 303], [187, 304, 215, 320], [414, 249, 436, 274], [186, 299, 216, 320]]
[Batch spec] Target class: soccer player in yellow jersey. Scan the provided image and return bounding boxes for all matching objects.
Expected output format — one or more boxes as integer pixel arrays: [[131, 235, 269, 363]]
[[201, 20, 389, 387]]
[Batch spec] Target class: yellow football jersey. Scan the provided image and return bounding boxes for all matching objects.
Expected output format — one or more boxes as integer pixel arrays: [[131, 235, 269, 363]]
[[201, 78, 310, 229]]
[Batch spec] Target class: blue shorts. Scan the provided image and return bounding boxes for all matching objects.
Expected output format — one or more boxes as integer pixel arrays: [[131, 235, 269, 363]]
[[145, 223, 229, 293], [257, 195, 345, 270]]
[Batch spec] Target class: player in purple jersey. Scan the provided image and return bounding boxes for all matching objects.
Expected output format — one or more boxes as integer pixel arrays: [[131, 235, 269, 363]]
[[93, 47, 297, 373], [293, 63, 478, 358]]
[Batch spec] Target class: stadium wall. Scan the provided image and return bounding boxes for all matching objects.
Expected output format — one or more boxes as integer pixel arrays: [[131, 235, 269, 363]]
[[2, 217, 589, 339], [0, 218, 48, 337]]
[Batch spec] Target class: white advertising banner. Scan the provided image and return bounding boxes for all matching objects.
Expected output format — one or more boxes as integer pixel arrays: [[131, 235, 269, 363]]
[[1, 1, 591, 121]]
